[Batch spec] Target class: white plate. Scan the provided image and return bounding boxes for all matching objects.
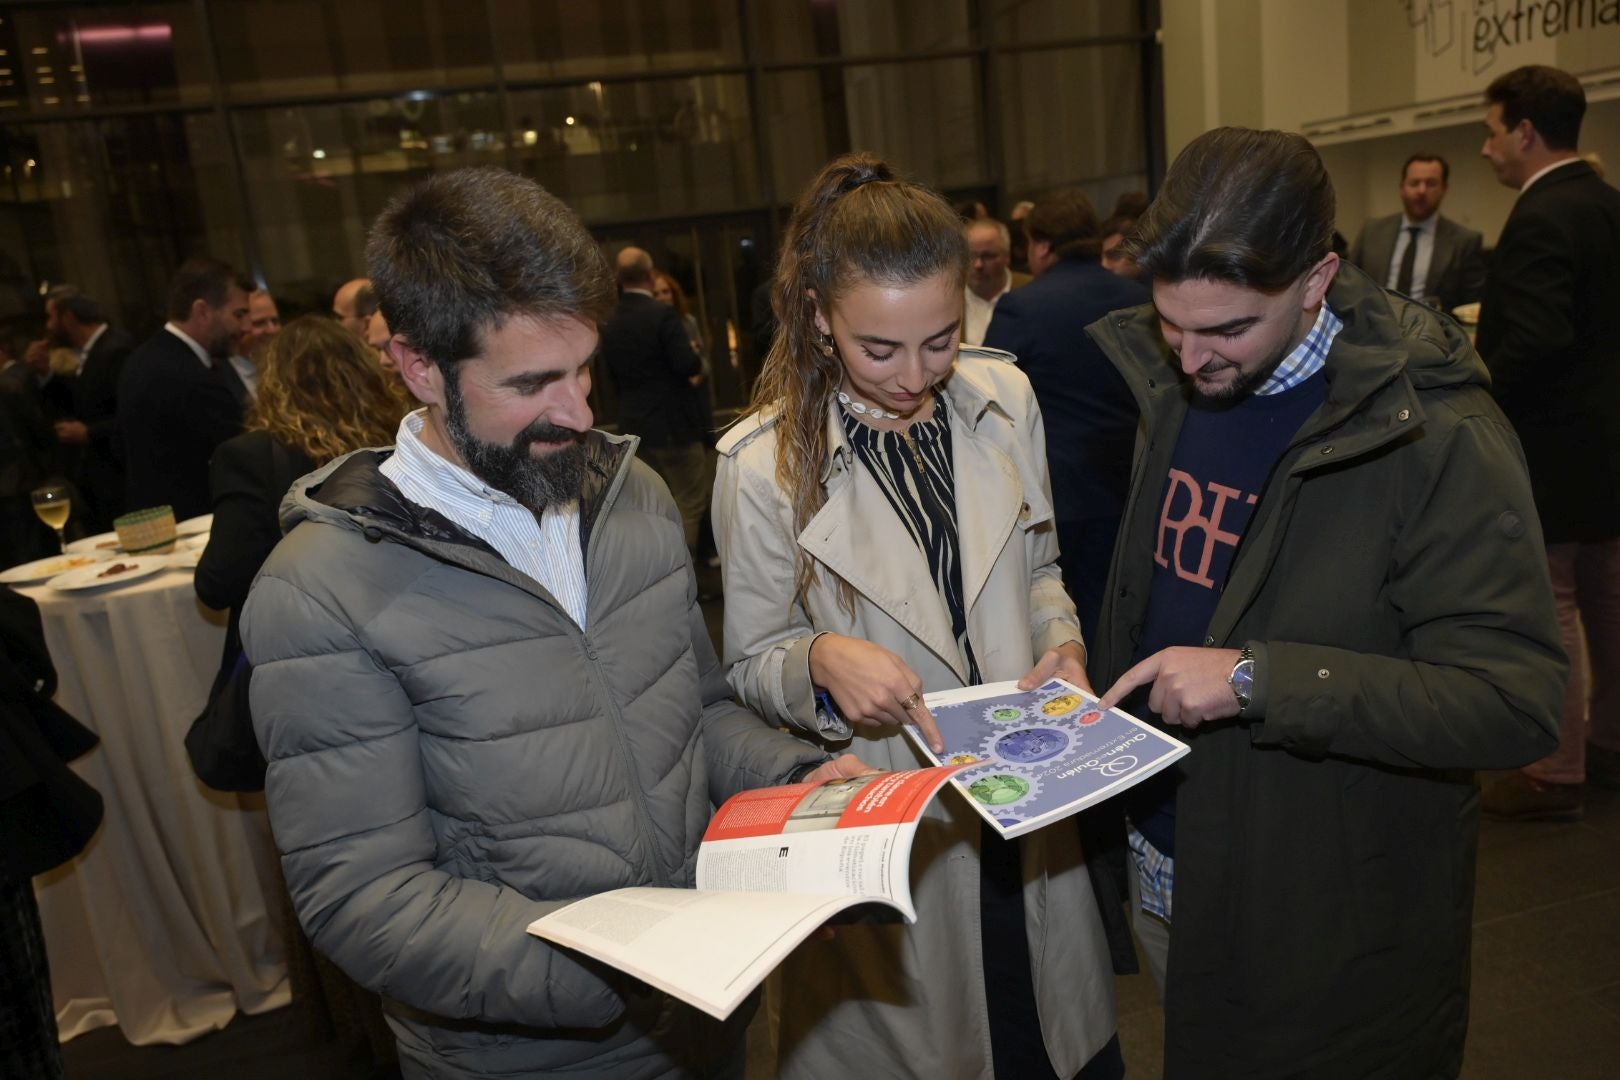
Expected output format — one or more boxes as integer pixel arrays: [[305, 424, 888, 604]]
[[176, 514, 214, 537], [0, 551, 113, 585], [176, 533, 210, 552], [166, 547, 204, 569], [65, 531, 124, 555], [48, 558, 168, 591]]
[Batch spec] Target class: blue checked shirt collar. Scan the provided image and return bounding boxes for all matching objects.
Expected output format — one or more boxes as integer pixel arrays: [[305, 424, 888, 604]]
[[1254, 303, 1341, 396]]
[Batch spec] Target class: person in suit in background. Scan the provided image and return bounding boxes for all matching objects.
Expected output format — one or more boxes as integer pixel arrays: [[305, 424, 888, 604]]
[[599, 246, 707, 553], [1349, 153, 1487, 314], [983, 189, 1150, 648], [218, 288, 282, 409], [118, 258, 251, 520], [33, 286, 133, 531], [1476, 64, 1620, 820], [961, 219, 1030, 346]]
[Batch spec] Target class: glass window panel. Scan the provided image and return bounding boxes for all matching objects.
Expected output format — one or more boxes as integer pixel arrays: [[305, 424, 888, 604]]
[[210, 0, 494, 101], [843, 58, 985, 192], [0, 114, 244, 340], [1, 3, 211, 111], [233, 93, 507, 315], [754, 0, 974, 61], [764, 58, 986, 202], [507, 75, 759, 224], [991, 0, 1143, 42], [1000, 45, 1146, 203], [492, 0, 743, 81]]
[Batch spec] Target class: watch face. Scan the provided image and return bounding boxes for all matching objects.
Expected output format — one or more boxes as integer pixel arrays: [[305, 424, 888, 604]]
[[1231, 660, 1255, 701]]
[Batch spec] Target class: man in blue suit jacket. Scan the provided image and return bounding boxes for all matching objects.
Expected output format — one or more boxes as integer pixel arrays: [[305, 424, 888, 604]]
[[984, 190, 1149, 646]]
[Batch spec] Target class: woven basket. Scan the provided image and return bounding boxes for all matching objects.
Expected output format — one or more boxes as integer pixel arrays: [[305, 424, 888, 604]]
[[114, 505, 177, 554]]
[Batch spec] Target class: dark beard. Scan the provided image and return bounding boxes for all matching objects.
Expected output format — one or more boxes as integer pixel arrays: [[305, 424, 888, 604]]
[[443, 371, 589, 512], [1192, 331, 1294, 403]]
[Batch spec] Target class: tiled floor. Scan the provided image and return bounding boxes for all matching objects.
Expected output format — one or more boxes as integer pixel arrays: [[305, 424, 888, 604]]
[[53, 570, 1620, 1077]]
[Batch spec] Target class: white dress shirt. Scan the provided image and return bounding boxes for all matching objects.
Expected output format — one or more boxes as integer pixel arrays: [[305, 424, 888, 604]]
[[164, 322, 214, 367], [379, 409, 590, 627], [1385, 214, 1439, 304], [1521, 156, 1584, 193], [963, 271, 1013, 346], [76, 322, 108, 376]]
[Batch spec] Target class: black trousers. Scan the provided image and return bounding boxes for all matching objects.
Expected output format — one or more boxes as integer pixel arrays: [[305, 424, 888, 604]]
[[981, 823, 1125, 1079]]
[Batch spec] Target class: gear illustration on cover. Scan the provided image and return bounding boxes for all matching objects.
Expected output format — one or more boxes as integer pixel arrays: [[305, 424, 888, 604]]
[[984, 703, 1029, 725], [1037, 692, 1085, 718], [979, 724, 1077, 767], [960, 768, 1042, 808]]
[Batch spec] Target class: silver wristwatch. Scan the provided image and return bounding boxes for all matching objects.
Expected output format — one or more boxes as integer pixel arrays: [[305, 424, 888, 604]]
[[1228, 646, 1256, 713]]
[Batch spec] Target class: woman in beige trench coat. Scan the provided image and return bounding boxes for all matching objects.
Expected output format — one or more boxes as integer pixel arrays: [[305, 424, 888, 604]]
[[712, 152, 1121, 1080]]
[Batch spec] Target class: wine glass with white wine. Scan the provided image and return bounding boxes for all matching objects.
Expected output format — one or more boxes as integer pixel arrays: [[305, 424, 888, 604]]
[[31, 484, 71, 554]]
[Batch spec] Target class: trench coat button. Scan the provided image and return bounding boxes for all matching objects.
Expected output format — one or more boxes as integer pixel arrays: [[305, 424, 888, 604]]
[[1396, 408, 1411, 422], [1319, 445, 1334, 456], [1020, 502, 1030, 521], [1118, 587, 1129, 599], [1203, 635, 1215, 646], [1317, 668, 1331, 679]]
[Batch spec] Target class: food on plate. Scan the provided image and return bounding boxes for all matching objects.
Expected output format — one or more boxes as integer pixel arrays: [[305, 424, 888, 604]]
[[96, 562, 136, 579], [96, 539, 120, 548]]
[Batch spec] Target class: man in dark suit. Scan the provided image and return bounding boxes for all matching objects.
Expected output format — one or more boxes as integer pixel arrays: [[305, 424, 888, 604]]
[[599, 246, 706, 552], [1477, 64, 1620, 819], [1349, 153, 1487, 314], [983, 189, 1149, 647], [118, 258, 251, 521], [33, 286, 134, 530]]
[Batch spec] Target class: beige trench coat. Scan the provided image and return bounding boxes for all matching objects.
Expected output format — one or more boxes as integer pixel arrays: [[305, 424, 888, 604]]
[[713, 349, 1116, 1080]]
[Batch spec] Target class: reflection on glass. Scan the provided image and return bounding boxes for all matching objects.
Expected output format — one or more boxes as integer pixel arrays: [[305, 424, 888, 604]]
[[0, 113, 243, 339], [3, 3, 210, 110], [754, 0, 974, 61], [211, 0, 495, 100], [990, 0, 1143, 42], [764, 59, 986, 199], [492, 0, 743, 80], [999, 46, 1146, 200], [233, 92, 507, 316], [508, 75, 758, 223]]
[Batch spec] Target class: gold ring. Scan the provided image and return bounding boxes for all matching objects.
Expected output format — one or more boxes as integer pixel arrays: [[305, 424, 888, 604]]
[[900, 693, 921, 711]]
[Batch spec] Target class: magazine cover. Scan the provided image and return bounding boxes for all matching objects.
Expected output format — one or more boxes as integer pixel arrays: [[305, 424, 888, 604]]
[[908, 678, 1190, 838]]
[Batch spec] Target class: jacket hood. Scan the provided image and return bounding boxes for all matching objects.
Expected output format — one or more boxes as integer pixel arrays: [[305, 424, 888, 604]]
[[277, 430, 633, 550], [1327, 261, 1486, 394]]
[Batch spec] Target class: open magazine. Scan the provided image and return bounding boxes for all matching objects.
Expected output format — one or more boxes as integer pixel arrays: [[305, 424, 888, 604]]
[[906, 678, 1190, 839], [526, 766, 960, 1021]]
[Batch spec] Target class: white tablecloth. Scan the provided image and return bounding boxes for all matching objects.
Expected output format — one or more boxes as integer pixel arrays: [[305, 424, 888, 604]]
[[20, 565, 290, 1045]]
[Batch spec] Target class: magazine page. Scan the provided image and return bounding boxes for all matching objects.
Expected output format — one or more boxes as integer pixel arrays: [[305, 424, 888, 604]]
[[696, 766, 960, 920], [528, 886, 878, 1021], [526, 767, 959, 1021], [904, 679, 1190, 839]]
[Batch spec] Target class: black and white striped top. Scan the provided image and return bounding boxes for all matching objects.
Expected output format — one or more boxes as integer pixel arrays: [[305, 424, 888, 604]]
[[840, 396, 982, 684]]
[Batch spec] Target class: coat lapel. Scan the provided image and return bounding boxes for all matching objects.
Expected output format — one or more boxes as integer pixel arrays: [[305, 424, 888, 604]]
[[798, 405, 967, 679]]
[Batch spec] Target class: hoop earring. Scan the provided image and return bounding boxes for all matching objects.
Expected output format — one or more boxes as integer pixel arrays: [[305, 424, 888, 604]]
[[820, 333, 836, 358]]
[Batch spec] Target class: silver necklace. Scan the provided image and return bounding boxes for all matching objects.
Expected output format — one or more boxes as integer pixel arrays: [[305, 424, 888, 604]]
[[836, 390, 903, 421]]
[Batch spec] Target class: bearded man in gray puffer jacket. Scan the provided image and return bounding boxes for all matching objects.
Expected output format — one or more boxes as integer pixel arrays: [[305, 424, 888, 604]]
[[242, 167, 869, 1079]]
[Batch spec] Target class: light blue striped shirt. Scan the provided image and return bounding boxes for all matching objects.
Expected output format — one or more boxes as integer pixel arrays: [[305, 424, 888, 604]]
[[1255, 303, 1342, 396], [379, 409, 589, 628]]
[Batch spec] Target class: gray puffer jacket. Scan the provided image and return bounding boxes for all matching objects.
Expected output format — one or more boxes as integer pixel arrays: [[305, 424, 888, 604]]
[[242, 433, 827, 1079]]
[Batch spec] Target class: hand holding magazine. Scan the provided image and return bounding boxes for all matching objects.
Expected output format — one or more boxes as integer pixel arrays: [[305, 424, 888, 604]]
[[528, 679, 1187, 1019], [904, 678, 1190, 839]]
